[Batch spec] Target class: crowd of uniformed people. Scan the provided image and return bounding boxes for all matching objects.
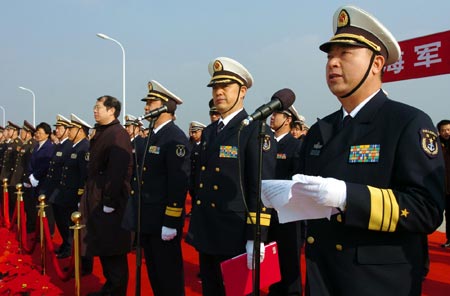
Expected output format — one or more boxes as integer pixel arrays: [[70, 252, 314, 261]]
[[1, 4, 448, 296]]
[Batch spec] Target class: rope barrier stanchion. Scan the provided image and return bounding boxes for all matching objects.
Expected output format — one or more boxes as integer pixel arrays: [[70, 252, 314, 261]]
[[70, 211, 85, 296], [37, 194, 48, 275], [15, 183, 23, 254], [2, 178, 10, 228]]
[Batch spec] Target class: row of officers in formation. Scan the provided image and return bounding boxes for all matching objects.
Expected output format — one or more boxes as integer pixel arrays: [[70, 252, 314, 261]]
[[1, 4, 449, 296]]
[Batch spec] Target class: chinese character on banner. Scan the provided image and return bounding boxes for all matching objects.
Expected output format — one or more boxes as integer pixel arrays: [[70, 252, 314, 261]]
[[383, 30, 450, 83]]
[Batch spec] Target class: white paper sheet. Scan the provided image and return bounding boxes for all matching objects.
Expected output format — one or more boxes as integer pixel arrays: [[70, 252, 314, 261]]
[[261, 179, 332, 223]]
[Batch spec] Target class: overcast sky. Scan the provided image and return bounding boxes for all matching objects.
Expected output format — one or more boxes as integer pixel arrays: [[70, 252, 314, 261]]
[[2, 0, 450, 133]]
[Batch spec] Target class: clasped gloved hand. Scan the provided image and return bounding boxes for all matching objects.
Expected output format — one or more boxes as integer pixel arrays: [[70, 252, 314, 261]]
[[292, 174, 347, 210]]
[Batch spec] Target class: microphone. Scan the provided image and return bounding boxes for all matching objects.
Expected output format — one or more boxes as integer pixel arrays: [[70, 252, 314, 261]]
[[241, 88, 295, 127], [136, 104, 174, 121]]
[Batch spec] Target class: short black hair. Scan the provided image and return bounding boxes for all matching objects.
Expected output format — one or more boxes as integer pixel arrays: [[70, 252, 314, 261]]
[[97, 95, 121, 118], [437, 119, 450, 131], [36, 122, 52, 135]]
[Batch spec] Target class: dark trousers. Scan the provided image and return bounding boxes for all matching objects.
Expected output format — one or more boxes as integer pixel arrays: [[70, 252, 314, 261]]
[[267, 214, 303, 296], [141, 232, 185, 296], [199, 252, 234, 296], [53, 203, 76, 252], [445, 194, 450, 240], [98, 254, 129, 296]]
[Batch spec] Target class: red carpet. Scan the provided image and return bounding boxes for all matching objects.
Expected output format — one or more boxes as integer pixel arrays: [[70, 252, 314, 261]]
[[2, 210, 450, 295], [32, 222, 450, 295]]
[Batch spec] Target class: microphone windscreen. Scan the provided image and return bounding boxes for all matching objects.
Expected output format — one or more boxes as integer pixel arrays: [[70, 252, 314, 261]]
[[271, 88, 296, 110]]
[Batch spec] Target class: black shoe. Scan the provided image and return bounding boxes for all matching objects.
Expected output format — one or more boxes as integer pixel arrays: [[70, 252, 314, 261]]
[[56, 251, 71, 259], [441, 241, 450, 248]]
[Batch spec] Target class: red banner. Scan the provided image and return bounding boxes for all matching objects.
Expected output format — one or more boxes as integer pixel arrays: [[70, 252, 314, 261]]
[[383, 30, 450, 82]]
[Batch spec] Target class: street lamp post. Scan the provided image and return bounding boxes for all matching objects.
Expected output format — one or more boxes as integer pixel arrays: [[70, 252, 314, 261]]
[[18, 86, 36, 126], [96, 33, 126, 123], [0, 105, 5, 127]]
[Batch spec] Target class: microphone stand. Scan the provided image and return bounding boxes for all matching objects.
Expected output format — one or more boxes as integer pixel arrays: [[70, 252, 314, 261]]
[[135, 118, 156, 296], [252, 119, 266, 296]]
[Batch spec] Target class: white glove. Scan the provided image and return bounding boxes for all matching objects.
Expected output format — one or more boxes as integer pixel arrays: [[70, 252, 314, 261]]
[[292, 174, 347, 210], [161, 226, 177, 241], [103, 205, 115, 213], [246, 240, 265, 270], [23, 182, 32, 188], [29, 174, 39, 187]]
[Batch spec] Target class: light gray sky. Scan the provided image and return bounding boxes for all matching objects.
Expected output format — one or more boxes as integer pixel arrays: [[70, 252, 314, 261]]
[[1, 0, 450, 133]]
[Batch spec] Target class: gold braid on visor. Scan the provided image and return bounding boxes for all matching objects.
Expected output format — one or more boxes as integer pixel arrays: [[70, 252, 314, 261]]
[[331, 33, 382, 52]]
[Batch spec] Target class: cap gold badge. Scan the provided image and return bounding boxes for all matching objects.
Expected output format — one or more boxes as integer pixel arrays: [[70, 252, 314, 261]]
[[337, 9, 349, 28], [213, 60, 223, 72]]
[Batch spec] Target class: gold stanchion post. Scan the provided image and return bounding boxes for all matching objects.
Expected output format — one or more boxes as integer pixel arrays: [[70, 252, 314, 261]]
[[2, 178, 7, 222], [37, 194, 48, 275], [70, 211, 85, 296], [15, 183, 23, 254]]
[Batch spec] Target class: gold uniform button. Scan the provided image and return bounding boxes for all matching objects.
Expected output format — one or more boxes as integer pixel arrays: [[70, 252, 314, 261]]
[[143, 167, 147, 171], [213, 185, 218, 190], [307, 236, 315, 244], [211, 203, 216, 208], [336, 244, 343, 251], [196, 200, 201, 205], [133, 177, 136, 181], [141, 181, 144, 184], [215, 167, 220, 172], [130, 190, 134, 195], [336, 214, 342, 223], [201, 166, 206, 171], [199, 183, 203, 188]]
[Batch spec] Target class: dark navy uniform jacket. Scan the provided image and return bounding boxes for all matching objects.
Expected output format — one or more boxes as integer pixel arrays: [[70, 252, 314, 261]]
[[9, 139, 36, 187], [274, 133, 302, 180], [28, 139, 55, 184], [299, 90, 445, 296], [125, 121, 190, 235], [188, 109, 277, 256], [53, 138, 90, 208], [0, 139, 19, 183], [41, 138, 73, 200]]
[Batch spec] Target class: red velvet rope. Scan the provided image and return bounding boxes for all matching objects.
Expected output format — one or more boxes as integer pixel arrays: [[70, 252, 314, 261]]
[[43, 216, 74, 281], [2, 190, 10, 228], [19, 201, 38, 254], [8, 200, 18, 231]]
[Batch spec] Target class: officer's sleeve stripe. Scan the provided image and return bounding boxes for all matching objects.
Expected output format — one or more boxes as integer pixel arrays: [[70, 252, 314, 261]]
[[368, 186, 383, 231], [381, 189, 392, 232], [247, 212, 271, 226], [165, 206, 183, 217], [386, 189, 399, 232], [368, 186, 399, 232]]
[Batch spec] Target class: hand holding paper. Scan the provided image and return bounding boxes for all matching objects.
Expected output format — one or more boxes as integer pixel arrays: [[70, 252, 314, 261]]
[[161, 226, 177, 241], [292, 174, 347, 210], [246, 240, 265, 269]]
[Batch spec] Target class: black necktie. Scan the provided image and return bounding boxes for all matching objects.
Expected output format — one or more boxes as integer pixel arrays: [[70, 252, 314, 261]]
[[341, 115, 352, 130], [217, 121, 224, 134]]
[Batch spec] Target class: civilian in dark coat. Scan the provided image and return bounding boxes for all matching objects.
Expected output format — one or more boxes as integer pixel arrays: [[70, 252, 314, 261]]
[[27, 122, 55, 233], [437, 119, 450, 247], [81, 96, 132, 296]]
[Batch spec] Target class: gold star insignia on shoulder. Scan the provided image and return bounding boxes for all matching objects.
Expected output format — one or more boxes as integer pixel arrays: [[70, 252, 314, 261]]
[[400, 208, 409, 218]]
